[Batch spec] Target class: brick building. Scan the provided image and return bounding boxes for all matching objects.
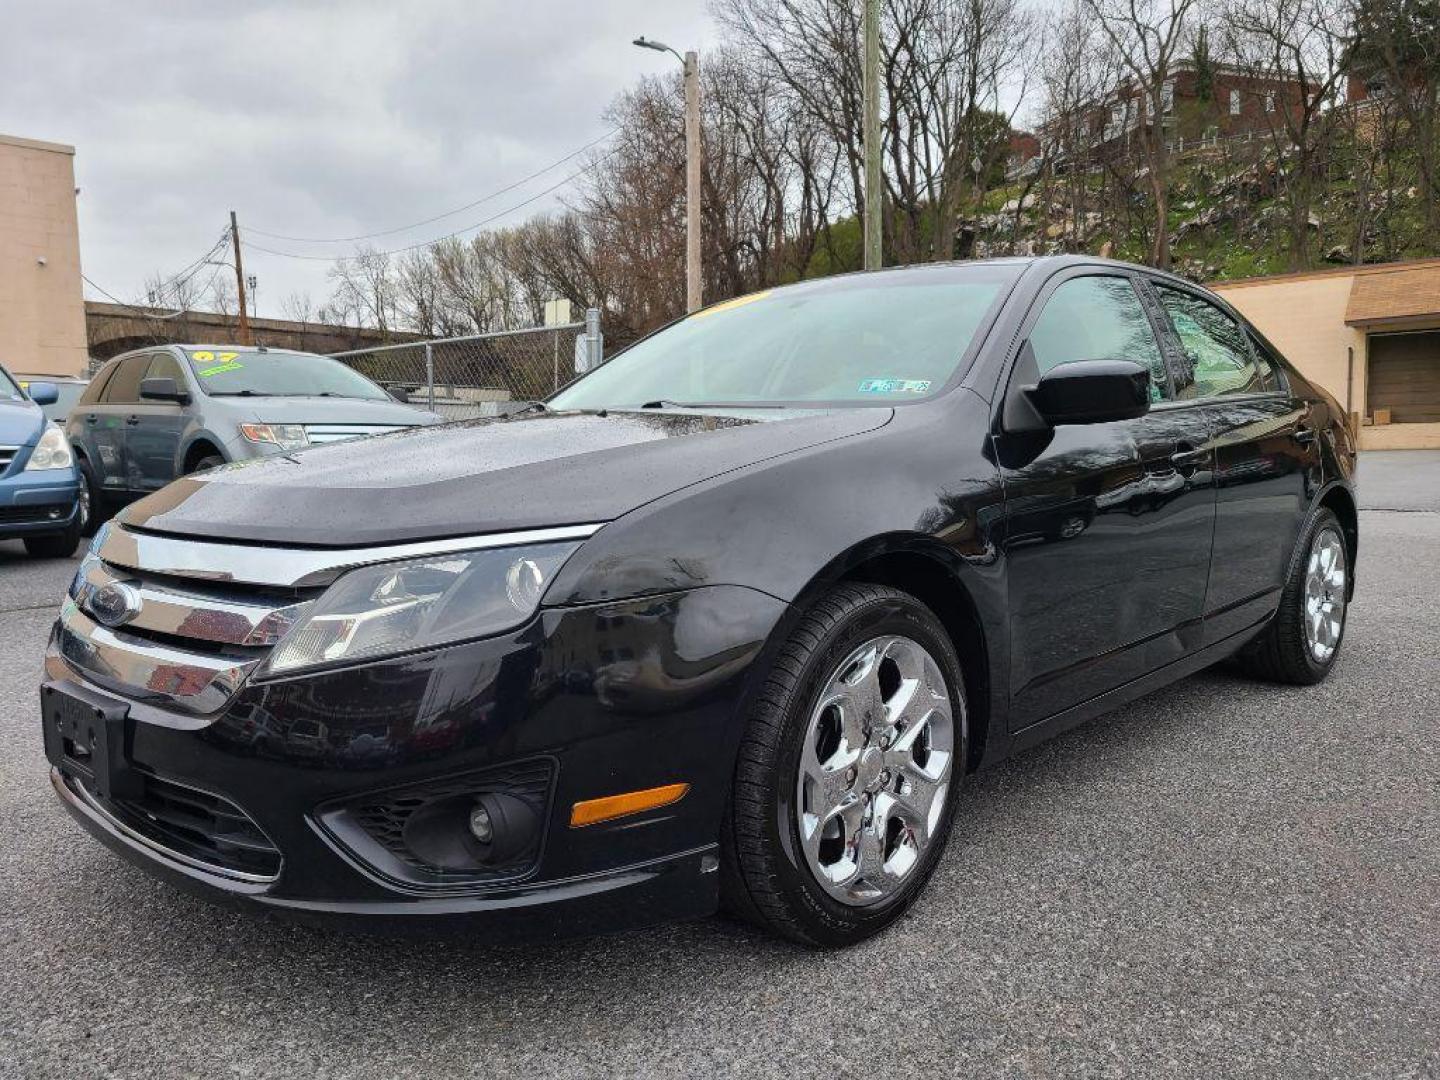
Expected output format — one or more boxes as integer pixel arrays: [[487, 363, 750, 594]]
[[1040, 60, 1314, 164]]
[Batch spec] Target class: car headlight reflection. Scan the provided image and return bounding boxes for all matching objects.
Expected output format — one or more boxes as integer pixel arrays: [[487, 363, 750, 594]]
[[265, 542, 580, 676]]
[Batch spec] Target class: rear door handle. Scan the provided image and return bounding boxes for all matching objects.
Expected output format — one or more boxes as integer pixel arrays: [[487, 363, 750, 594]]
[[125, 415, 140, 426], [1294, 427, 1317, 445], [1170, 444, 1209, 468], [85, 414, 98, 425]]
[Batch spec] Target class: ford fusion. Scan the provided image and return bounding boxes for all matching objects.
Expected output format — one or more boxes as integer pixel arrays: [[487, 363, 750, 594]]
[[41, 257, 1356, 946]]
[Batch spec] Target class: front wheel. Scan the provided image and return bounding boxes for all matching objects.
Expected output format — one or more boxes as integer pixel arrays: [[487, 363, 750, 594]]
[[721, 583, 966, 947], [1239, 507, 1349, 685]]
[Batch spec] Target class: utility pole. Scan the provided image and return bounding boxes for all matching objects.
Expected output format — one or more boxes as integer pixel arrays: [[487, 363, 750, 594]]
[[862, 0, 882, 270], [683, 50, 702, 313], [230, 210, 252, 345], [634, 36, 703, 312]]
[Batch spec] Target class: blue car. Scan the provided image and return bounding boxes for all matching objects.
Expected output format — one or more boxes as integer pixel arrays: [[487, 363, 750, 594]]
[[0, 363, 83, 558]]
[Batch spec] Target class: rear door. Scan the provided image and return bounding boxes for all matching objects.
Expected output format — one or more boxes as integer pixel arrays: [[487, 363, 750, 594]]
[[125, 351, 191, 491], [995, 269, 1218, 729], [1145, 281, 1314, 643], [83, 354, 148, 495]]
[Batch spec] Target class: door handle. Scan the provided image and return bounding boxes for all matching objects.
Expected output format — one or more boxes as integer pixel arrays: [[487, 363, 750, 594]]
[[1170, 444, 1208, 469], [125, 415, 140, 426], [85, 414, 98, 425], [1294, 426, 1317, 445]]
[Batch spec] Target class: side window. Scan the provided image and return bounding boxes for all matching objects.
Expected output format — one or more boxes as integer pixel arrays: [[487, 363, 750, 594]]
[[1246, 331, 1286, 392], [99, 355, 149, 404], [1028, 275, 1170, 402], [1155, 286, 1269, 399], [144, 352, 186, 384], [78, 363, 116, 405]]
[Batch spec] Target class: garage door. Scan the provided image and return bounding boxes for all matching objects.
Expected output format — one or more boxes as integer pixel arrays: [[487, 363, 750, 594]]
[[1369, 331, 1440, 423]]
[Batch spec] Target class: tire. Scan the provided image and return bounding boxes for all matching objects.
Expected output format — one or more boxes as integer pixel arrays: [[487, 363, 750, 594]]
[[1239, 507, 1349, 685], [189, 455, 225, 475], [24, 517, 81, 559], [76, 457, 107, 537], [720, 582, 967, 947]]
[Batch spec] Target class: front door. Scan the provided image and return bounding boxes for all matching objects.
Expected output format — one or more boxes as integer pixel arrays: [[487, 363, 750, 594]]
[[125, 352, 190, 491], [994, 271, 1218, 729]]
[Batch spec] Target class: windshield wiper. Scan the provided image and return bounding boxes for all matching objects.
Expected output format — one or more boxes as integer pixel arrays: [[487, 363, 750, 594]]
[[640, 399, 685, 409], [504, 401, 548, 416], [208, 389, 264, 397]]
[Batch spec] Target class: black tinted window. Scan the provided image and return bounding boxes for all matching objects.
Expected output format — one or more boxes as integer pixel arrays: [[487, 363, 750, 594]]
[[1029, 276, 1169, 402], [1156, 286, 1270, 399], [100, 355, 149, 403], [144, 353, 186, 384], [78, 366, 114, 405]]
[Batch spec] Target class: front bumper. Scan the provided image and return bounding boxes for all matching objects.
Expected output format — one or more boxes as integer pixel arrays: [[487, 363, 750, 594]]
[[0, 468, 80, 538], [43, 585, 787, 937]]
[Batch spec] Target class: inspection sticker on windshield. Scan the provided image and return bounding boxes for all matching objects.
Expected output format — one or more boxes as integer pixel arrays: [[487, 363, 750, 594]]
[[859, 379, 931, 394]]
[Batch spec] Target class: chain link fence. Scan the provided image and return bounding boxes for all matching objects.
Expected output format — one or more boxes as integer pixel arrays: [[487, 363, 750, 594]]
[[329, 311, 603, 421]]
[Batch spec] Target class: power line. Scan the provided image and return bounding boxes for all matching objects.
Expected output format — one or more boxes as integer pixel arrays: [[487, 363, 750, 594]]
[[82, 228, 236, 320], [241, 151, 615, 264], [245, 129, 619, 244]]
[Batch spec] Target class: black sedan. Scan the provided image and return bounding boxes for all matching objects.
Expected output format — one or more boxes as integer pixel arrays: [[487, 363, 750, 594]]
[[41, 257, 1356, 947]]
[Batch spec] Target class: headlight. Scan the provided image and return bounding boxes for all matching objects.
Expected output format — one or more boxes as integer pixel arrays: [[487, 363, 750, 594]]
[[239, 423, 309, 451], [264, 541, 580, 676], [23, 426, 74, 472]]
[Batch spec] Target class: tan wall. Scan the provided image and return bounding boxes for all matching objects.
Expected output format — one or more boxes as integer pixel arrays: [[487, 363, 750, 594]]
[[0, 134, 88, 377], [1213, 272, 1367, 414]]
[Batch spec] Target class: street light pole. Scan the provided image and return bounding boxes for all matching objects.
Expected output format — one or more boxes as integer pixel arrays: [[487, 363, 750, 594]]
[[634, 36, 703, 312]]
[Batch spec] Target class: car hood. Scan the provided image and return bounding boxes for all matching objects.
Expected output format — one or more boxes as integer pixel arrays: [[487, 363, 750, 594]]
[[213, 395, 441, 425], [122, 407, 892, 546], [0, 399, 44, 446]]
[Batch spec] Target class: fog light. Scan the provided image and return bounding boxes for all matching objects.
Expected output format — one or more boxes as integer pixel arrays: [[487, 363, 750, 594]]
[[400, 790, 542, 871], [468, 803, 494, 844]]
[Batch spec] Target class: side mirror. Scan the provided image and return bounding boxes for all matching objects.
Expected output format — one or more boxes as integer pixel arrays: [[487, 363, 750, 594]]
[[26, 381, 59, 406], [140, 376, 190, 404], [1007, 358, 1152, 431]]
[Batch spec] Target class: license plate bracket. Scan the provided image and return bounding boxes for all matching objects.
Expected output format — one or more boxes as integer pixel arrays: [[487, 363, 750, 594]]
[[40, 681, 141, 801]]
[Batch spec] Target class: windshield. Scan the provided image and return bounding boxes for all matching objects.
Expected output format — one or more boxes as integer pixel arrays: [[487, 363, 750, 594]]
[[185, 349, 390, 400], [550, 265, 1017, 410], [0, 367, 22, 403]]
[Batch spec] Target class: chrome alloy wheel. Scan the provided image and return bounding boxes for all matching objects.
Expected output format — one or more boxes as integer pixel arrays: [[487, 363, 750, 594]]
[[1303, 525, 1347, 664], [794, 635, 954, 907]]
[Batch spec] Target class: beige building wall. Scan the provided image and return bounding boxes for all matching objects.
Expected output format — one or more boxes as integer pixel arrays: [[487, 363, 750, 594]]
[[1214, 263, 1440, 451], [0, 134, 88, 376]]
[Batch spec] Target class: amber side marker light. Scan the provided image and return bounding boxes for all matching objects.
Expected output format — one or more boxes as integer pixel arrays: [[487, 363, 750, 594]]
[[569, 783, 690, 828]]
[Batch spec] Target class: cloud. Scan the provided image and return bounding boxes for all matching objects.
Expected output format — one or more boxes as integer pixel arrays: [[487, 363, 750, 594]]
[[3, 0, 715, 319]]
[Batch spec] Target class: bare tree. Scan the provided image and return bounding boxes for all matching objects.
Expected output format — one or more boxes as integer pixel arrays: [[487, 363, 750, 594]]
[[1077, 0, 1200, 267], [1352, 0, 1440, 234], [1223, 0, 1353, 268]]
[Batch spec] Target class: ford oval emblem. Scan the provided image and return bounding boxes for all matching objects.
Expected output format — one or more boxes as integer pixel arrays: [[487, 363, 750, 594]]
[[88, 581, 143, 629]]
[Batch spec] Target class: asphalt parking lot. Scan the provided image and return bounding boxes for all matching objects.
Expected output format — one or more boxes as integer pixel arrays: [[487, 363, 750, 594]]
[[1, 456, 1436, 1079]]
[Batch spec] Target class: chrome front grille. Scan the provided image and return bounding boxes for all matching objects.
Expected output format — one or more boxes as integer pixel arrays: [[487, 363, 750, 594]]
[[303, 423, 407, 445], [0, 445, 19, 475], [47, 521, 606, 716]]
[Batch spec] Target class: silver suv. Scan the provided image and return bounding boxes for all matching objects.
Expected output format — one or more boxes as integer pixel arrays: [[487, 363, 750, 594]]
[[67, 344, 440, 529]]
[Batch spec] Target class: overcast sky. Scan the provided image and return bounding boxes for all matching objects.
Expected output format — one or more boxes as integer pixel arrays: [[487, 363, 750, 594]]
[[4, 0, 718, 319]]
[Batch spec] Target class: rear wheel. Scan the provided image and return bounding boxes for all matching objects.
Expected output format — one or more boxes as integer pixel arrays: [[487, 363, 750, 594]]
[[189, 454, 225, 475], [1239, 507, 1348, 685], [721, 583, 966, 947]]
